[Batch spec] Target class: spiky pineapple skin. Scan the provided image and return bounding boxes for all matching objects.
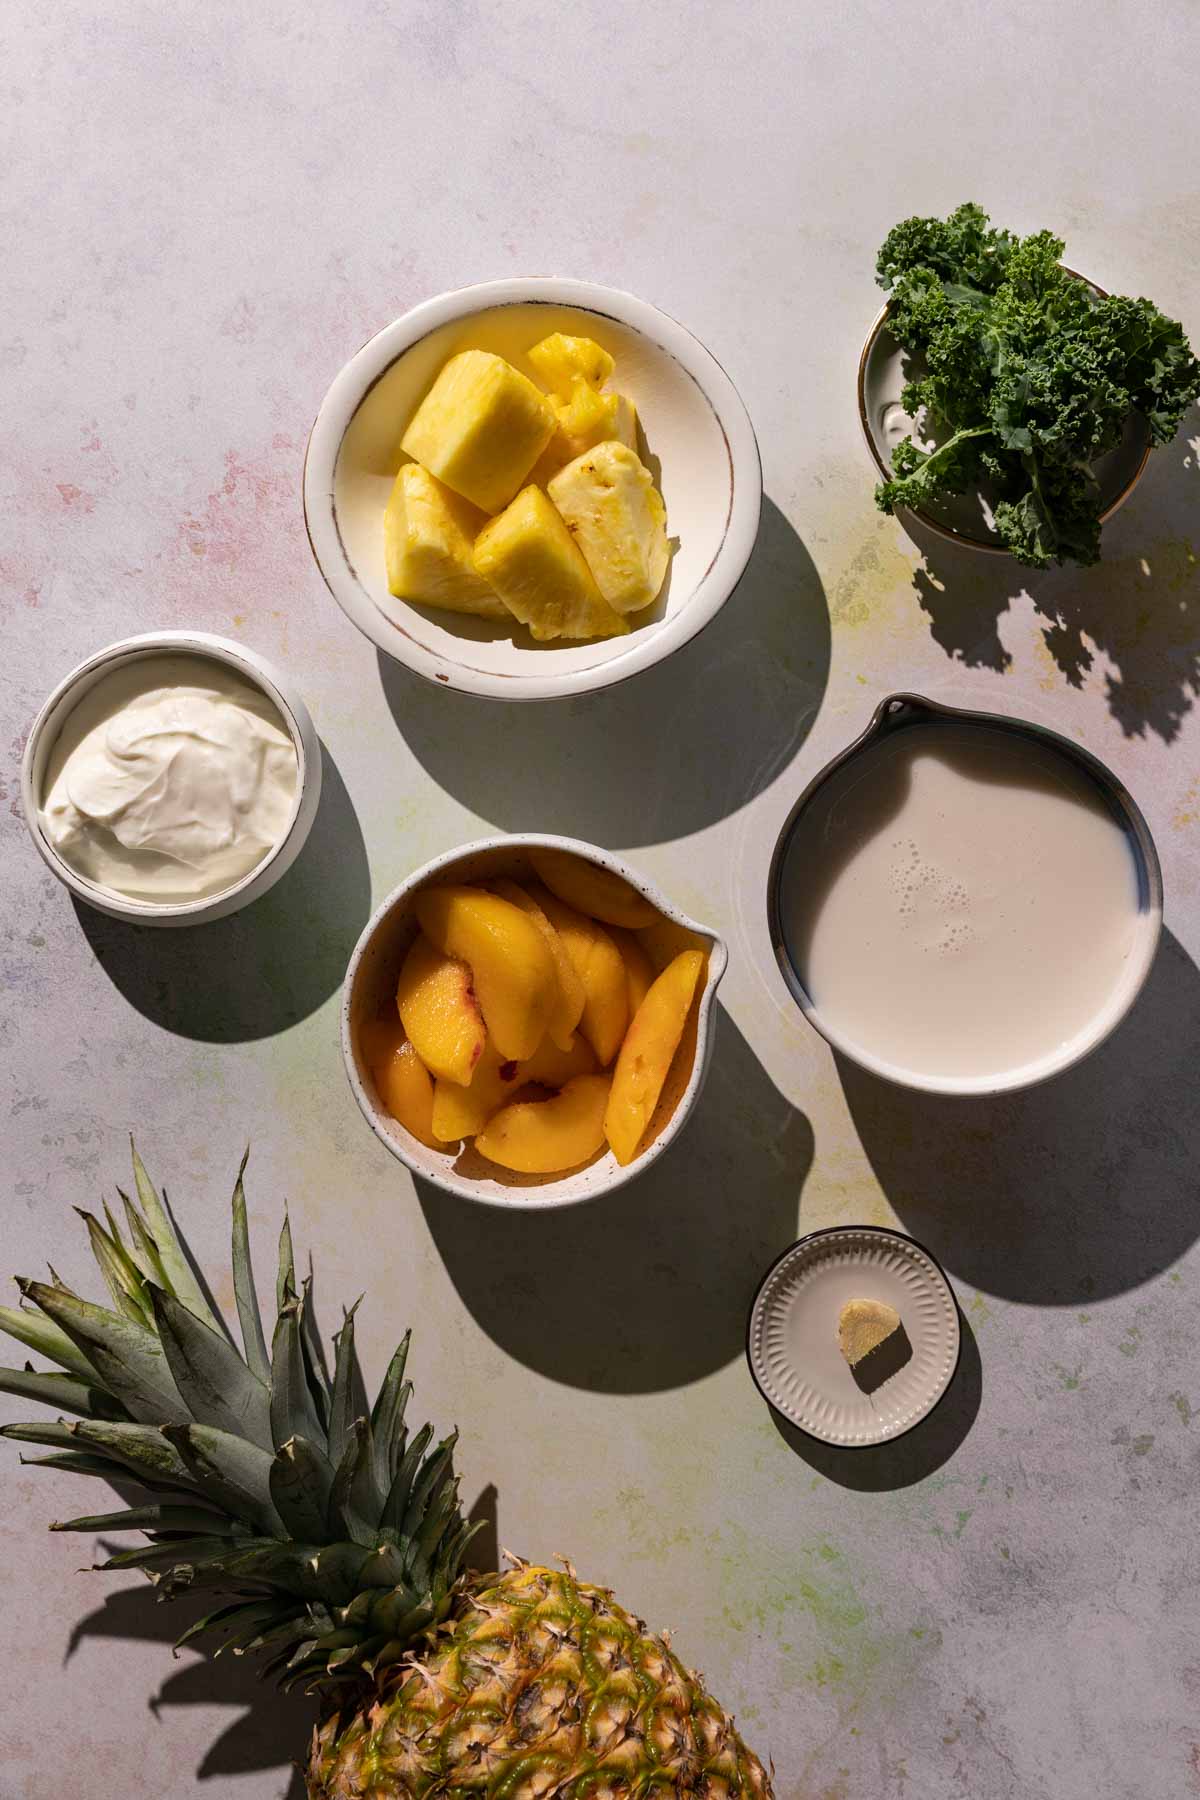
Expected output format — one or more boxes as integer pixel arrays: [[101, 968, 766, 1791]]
[[308, 1563, 772, 1800]]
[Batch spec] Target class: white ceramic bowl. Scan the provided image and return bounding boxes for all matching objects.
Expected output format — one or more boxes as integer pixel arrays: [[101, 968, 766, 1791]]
[[303, 279, 761, 701], [342, 834, 728, 1207], [21, 631, 322, 926]]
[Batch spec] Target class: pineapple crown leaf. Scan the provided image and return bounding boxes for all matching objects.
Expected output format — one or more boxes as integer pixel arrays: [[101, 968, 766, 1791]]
[[1, 1145, 476, 1692]]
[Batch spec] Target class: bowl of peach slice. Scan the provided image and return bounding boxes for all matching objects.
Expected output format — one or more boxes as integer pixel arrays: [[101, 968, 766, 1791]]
[[342, 835, 727, 1205], [303, 279, 761, 701]]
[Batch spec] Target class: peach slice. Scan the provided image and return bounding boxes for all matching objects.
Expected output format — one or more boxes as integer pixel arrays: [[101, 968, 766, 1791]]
[[604, 950, 705, 1166], [491, 877, 585, 1051], [395, 934, 486, 1087], [475, 1073, 612, 1175], [529, 847, 657, 929], [432, 1032, 599, 1142], [414, 885, 557, 1062], [432, 1041, 516, 1142], [609, 926, 656, 1019], [532, 885, 628, 1067], [362, 1019, 446, 1150]]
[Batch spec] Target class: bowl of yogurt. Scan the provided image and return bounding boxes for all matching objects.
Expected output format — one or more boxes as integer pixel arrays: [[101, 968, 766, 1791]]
[[21, 632, 321, 925], [768, 694, 1162, 1095]]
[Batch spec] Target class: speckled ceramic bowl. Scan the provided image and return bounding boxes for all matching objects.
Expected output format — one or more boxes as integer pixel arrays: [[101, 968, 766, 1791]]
[[20, 630, 322, 926], [303, 279, 761, 701], [342, 834, 727, 1207], [858, 275, 1151, 554]]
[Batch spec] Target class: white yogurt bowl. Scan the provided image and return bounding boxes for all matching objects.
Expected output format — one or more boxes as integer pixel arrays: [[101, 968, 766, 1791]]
[[342, 834, 727, 1207], [21, 631, 322, 926], [303, 279, 761, 701]]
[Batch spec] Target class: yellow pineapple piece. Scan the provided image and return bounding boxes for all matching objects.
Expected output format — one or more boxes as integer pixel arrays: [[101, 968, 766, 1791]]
[[548, 440, 669, 614], [401, 350, 555, 514], [472, 485, 629, 643], [528, 333, 614, 398], [530, 384, 638, 487], [384, 464, 510, 619]]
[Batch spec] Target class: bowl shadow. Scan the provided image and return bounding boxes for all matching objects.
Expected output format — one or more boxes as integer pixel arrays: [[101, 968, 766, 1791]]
[[376, 495, 830, 847], [896, 409, 1200, 743], [71, 746, 371, 1043], [768, 1307, 982, 1492], [839, 927, 1200, 1304], [416, 1002, 814, 1393]]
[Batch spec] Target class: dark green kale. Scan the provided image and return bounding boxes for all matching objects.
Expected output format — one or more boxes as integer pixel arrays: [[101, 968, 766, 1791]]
[[873, 203, 1200, 568]]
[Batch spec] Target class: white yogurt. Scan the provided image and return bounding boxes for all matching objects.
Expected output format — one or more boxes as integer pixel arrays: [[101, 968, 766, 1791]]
[[778, 722, 1144, 1086], [39, 653, 298, 904]]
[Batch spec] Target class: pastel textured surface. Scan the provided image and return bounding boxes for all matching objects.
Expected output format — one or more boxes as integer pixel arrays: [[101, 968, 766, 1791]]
[[2, 5, 1198, 1800]]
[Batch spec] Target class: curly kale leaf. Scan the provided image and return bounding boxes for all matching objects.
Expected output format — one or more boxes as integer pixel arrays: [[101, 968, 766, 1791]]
[[993, 461, 1103, 570], [872, 204, 1200, 566], [876, 428, 991, 517]]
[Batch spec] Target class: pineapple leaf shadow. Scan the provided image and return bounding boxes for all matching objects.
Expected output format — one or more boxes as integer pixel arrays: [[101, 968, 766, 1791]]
[[898, 417, 1200, 743], [377, 496, 831, 847], [416, 1003, 813, 1393], [65, 1576, 313, 1797]]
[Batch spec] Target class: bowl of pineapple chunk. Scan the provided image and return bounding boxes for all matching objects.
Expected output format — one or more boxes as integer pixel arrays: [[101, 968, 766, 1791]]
[[304, 280, 761, 700], [342, 834, 727, 1205]]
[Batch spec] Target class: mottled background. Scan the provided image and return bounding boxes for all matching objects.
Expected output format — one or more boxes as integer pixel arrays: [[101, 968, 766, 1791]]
[[2, 4, 1198, 1797]]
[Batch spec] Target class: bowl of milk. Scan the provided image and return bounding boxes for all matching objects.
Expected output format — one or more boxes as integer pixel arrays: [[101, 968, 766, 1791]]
[[768, 695, 1162, 1095]]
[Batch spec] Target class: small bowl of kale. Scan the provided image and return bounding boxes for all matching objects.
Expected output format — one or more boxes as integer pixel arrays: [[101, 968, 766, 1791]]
[[858, 203, 1200, 568]]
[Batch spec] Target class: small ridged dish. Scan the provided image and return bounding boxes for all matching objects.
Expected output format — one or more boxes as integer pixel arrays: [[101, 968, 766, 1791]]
[[746, 1226, 961, 1446]]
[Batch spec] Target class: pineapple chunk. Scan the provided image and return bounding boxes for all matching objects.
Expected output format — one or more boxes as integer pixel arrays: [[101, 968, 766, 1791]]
[[473, 485, 629, 643], [401, 350, 555, 514], [384, 464, 510, 619], [530, 384, 638, 487], [528, 332, 614, 398], [547, 440, 669, 614]]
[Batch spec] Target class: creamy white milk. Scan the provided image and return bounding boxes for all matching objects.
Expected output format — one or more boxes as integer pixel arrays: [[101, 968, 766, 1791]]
[[778, 722, 1144, 1085]]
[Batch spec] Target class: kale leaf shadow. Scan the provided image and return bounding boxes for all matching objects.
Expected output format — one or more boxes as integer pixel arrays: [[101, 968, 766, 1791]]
[[898, 412, 1200, 742]]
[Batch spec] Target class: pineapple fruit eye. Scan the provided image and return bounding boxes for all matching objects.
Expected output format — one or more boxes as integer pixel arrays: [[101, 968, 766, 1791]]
[[385, 333, 669, 640], [360, 859, 707, 1176]]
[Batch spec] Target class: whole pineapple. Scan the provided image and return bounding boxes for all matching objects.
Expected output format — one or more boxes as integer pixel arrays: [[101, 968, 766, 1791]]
[[0, 1148, 771, 1798]]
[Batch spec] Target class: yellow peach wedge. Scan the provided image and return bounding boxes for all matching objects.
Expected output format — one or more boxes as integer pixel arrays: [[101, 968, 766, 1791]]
[[529, 847, 657, 930], [432, 1031, 599, 1143], [491, 876, 585, 1050], [475, 1074, 612, 1175], [609, 926, 657, 1019], [362, 1020, 445, 1151], [414, 885, 558, 1063], [395, 933, 486, 1087], [432, 1041, 515, 1142], [532, 885, 628, 1067], [604, 950, 705, 1166]]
